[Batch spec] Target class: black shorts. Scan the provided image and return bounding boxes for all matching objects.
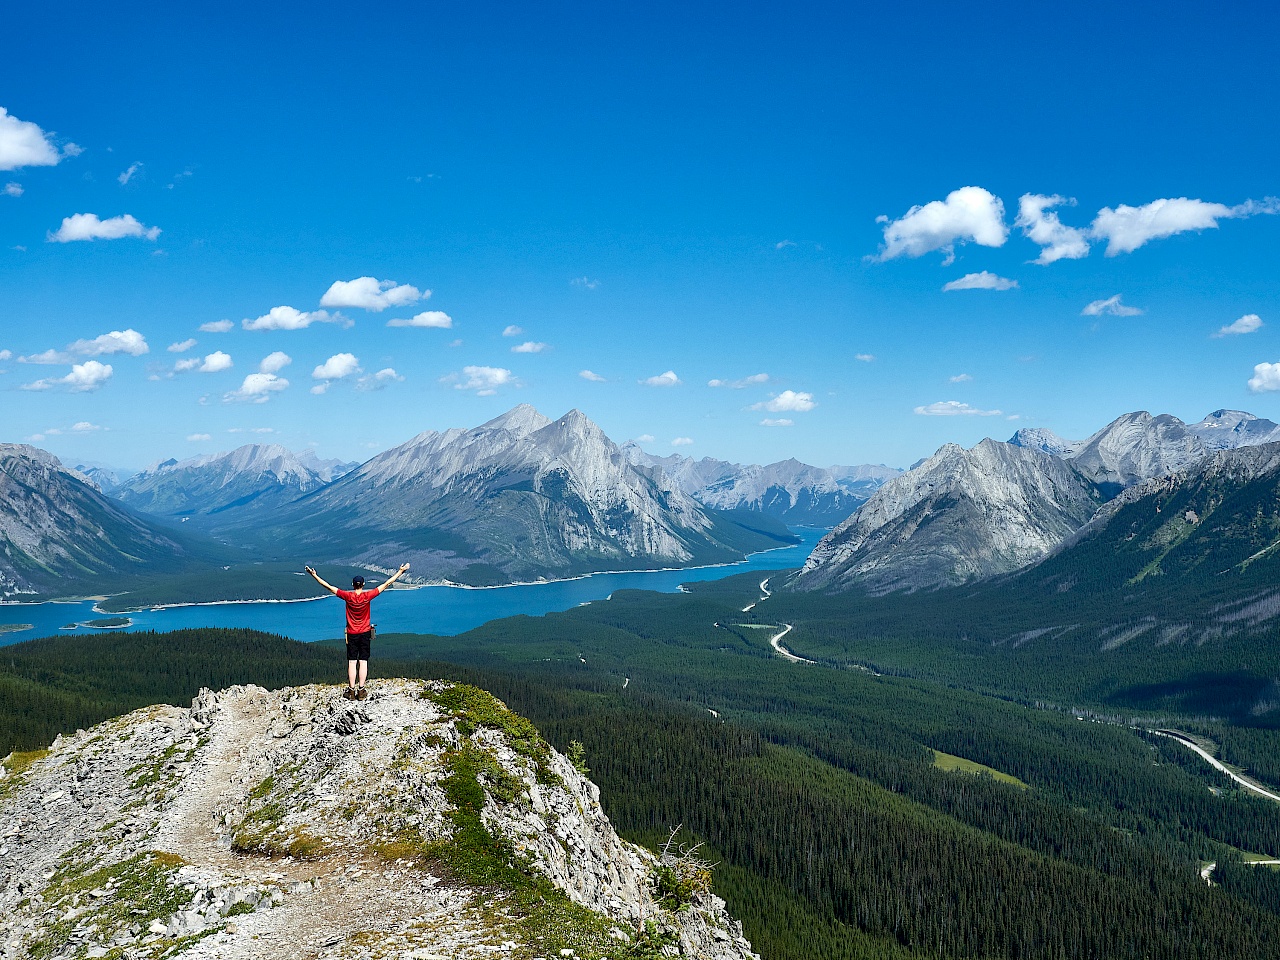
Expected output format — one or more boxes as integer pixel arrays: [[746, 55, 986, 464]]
[[345, 631, 372, 661]]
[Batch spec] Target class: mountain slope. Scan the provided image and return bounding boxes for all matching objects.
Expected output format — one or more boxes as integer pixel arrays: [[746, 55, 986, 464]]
[[0, 444, 210, 599], [116, 444, 357, 522], [255, 405, 793, 584], [793, 439, 1101, 593]]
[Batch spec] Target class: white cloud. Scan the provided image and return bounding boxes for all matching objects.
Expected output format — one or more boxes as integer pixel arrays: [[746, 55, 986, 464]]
[[228, 427, 275, 434], [312, 353, 361, 381], [310, 383, 329, 395], [949, 373, 973, 382], [243, 306, 341, 331], [21, 360, 114, 393], [635, 434, 655, 443], [1248, 362, 1280, 393], [224, 372, 289, 403], [511, 341, 547, 353], [751, 390, 816, 413], [117, 162, 142, 185], [49, 213, 160, 242], [200, 319, 234, 333], [760, 418, 794, 427], [913, 400, 1002, 417], [0, 107, 62, 170], [443, 365, 516, 396], [1213, 314, 1263, 338], [1090, 197, 1279, 256], [21, 328, 149, 364], [70, 421, 102, 432], [942, 271, 1018, 292], [1015, 194, 1090, 264], [775, 239, 796, 250], [579, 370, 606, 382], [0, 349, 11, 361], [571, 276, 601, 290], [502, 325, 524, 337], [672, 437, 694, 446], [168, 338, 198, 353], [642, 370, 681, 387], [1081, 294, 1143, 317], [3, 182, 22, 197], [356, 368, 404, 391], [320, 277, 423, 312], [874, 186, 1007, 263], [187, 433, 212, 442], [386, 310, 452, 329], [196, 351, 233, 373], [708, 373, 770, 389], [855, 353, 875, 362], [259, 351, 292, 374]]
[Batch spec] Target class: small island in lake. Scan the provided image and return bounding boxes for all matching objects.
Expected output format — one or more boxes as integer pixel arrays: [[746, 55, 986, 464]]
[[81, 617, 133, 629], [0, 623, 33, 634]]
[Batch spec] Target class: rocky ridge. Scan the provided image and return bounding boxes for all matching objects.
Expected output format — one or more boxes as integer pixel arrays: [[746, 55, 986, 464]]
[[0, 679, 757, 960]]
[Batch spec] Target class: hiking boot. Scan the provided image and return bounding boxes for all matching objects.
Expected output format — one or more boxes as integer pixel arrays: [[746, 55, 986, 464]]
[[343, 687, 357, 700], [356, 686, 368, 701]]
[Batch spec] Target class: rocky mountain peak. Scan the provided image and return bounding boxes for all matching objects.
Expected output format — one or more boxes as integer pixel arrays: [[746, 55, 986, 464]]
[[1008, 426, 1076, 458], [0, 680, 757, 959], [479, 402, 553, 436]]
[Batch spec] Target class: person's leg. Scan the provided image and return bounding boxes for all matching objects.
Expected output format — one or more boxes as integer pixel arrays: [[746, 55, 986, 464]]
[[347, 659, 358, 689], [357, 659, 368, 687]]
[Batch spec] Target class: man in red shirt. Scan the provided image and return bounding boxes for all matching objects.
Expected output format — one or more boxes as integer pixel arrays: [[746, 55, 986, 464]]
[[305, 563, 410, 700]]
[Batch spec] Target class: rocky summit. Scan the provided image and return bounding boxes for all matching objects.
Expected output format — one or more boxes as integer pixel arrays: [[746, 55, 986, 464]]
[[0, 680, 757, 960]]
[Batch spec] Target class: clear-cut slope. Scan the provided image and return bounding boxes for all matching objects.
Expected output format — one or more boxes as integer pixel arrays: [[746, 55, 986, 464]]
[[261, 405, 790, 584], [0, 679, 758, 959], [0, 444, 201, 599], [793, 439, 1101, 594], [116, 444, 357, 523], [621, 443, 899, 526]]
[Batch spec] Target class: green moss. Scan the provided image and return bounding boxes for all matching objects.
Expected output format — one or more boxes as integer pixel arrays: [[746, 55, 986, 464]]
[[0, 748, 49, 800]]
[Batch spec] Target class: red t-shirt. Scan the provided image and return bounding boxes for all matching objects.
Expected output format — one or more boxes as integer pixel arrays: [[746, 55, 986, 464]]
[[335, 587, 381, 634]]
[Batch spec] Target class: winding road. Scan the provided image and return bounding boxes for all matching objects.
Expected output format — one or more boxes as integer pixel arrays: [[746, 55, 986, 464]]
[[1151, 729, 1280, 803]]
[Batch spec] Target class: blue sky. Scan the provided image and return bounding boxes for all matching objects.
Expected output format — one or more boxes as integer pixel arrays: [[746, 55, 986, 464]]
[[3, 1, 1278, 473]]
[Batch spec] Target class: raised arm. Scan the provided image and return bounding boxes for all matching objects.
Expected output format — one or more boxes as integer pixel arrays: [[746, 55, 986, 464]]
[[378, 562, 411, 592], [304, 565, 340, 595]]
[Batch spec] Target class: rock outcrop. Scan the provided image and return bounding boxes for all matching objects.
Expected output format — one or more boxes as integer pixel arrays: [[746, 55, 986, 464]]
[[0, 679, 757, 959]]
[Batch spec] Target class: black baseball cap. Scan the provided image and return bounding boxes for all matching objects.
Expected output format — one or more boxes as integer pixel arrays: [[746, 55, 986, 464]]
[[352, 575, 365, 588]]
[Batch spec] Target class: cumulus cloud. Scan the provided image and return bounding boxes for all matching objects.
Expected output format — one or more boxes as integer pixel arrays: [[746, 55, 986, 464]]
[[750, 390, 816, 413], [175, 351, 233, 374], [775, 239, 796, 250], [874, 186, 1007, 264], [943, 271, 1018, 292], [3, 182, 22, 197], [320, 277, 423, 312], [386, 310, 452, 329], [855, 353, 875, 362], [443, 365, 516, 396], [1089, 197, 1279, 256], [49, 213, 160, 242], [187, 433, 212, 442], [760, 418, 793, 427], [1248, 362, 1280, 393], [259, 351, 292, 374], [571, 277, 601, 290], [168, 338, 197, 353], [21, 329, 149, 364], [642, 370, 681, 387], [1213, 314, 1263, 338], [355, 368, 404, 391], [1081, 295, 1143, 317], [0, 349, 11, 361], [579, 370, 606, 382], [511, 341, 547, 353], [708, 373, 770, 388], [117, 162, 142, 185], [671, 437, 694, 446], [949, 373, 973, 382], [502, 325, 523, 337], [200, 319, 233, 333], [913, 400, 1002, 417], [312, 353, 361, 381], [635, 434, 655, 443], [243, 306, 342, 331], [21, 360, 114, 393], [0, 107, 63, 170], [1015, 194, 1090, 264], [224, 372, 289, 403]]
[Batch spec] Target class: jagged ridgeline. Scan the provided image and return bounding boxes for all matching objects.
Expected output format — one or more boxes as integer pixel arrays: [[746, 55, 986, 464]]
[[0, 666, 758, 958]]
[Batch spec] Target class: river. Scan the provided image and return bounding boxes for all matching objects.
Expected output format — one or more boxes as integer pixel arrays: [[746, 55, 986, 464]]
[[0, 527, 826, 647]]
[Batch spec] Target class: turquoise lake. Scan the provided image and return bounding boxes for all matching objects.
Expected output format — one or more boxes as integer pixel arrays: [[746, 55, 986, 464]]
[[0, 528, 825, 647]]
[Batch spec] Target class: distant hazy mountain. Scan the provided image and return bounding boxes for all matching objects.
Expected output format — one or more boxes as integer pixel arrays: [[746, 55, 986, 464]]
[[72, 463, 127, 494], [1187, 409, 1280, 450], [116, 443, 358, 522], [254, 405, 794, 585], [792, 439, 1100, 594], [621, 444, 900, 526], [0, 445, 201, 599]]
